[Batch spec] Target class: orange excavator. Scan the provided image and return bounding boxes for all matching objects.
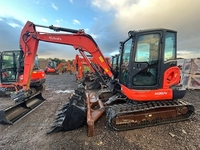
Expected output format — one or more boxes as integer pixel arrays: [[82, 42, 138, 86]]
[[44, 60, 68, 75], [66, 61, 73, 74], [74, 54, 112, 89], [0, 51, 46, 96], [74, 54, 95, 81], [0, 21, 194, 137]]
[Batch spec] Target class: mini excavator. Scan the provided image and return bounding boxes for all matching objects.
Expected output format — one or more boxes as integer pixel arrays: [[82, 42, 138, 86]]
[[44, 60, 68, 75], [0, 51, 46, 96], [74, 54, 112, 90], [0, 21, 194, 137], [0, 50, 46, 124], [74, 54, 95, 81]]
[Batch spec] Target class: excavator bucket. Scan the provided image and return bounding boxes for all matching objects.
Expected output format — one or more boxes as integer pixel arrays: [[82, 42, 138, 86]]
[[47, 86, 87, 133], [0, 93, 45, 125], [48, 85, 106, 137]]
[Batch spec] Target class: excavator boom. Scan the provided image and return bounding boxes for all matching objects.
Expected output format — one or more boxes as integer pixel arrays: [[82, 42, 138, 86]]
[[20, 21, 113, 92], [0, 21, 113, 127]]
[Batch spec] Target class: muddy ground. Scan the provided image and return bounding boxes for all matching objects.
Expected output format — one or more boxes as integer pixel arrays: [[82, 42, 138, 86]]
[[0, 73, 200, 150]]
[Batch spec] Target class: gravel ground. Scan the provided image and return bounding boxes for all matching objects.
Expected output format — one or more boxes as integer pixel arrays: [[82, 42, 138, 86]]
[[0, 73, 199, 150]]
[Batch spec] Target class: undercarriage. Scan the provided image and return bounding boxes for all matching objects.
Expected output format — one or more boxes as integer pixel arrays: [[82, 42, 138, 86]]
[[106, 99, 194, 131]]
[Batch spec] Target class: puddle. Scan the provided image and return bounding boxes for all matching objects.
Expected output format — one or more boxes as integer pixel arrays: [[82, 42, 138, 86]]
[[54, 89, 74, 93]]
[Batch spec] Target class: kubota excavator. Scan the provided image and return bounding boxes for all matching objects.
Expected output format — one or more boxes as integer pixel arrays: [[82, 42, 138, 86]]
[[44, 60, 68, 75], [74, 54, 112, 90], [74, 54, 95, 81], [0, 50, 46, 124], [0, 51, 46, 96], [0, 21, 194, 137]]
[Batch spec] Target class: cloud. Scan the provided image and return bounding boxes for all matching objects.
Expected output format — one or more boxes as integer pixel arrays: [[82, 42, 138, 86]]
[[85, 28, 89, 32], [52, 3, 58, 10], [0, 16, 78, 60], [8, 23, 21, 28], [73, 19, 81, 25], [90, 33, 98, 39], [90, 0, 200, 58], [42, 18, 47, 22], [0, 17, 23, 50], [69, 0, 73, 3]]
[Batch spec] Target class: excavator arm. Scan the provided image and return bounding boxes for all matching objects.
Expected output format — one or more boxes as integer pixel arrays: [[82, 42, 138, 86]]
[[20, 21, 113, 91]]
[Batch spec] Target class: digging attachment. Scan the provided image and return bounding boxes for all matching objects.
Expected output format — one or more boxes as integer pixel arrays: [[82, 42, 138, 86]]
[[0, 92, 45, 125], [47, 87, 87, 134]]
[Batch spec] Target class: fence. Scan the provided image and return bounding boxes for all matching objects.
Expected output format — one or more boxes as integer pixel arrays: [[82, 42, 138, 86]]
[[177, 58, 200, 89]]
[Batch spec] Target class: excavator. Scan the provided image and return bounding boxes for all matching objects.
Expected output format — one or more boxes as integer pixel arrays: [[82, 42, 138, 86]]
[[66, 61, 73, 74], [0, 51, 46, 96], [0, 21, 194, 137], [0, 50, 46, 124], [74, 54, 111, 90], [44, 60, 68, 75], [74, 54, 95, 81]]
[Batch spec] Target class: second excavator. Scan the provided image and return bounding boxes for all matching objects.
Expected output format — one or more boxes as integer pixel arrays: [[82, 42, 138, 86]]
[[0, 21, 194, 137], [44, 60, 68, 75]]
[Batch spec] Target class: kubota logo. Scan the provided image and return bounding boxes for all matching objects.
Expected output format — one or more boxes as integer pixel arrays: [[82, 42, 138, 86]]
[[49, 36, 61, 40], [155, 92, 167, 95]]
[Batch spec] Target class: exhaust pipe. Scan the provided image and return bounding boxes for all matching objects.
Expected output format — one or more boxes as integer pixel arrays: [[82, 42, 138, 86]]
[[0, 93, 45, 125]]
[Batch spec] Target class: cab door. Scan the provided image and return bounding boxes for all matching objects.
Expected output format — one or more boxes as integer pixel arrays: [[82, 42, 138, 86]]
[[0, 51, 20, 83], [119, 32, 161, 89]]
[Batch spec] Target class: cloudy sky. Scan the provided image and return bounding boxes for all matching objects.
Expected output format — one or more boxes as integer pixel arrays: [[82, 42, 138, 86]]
[[0, 0, 200, 60]]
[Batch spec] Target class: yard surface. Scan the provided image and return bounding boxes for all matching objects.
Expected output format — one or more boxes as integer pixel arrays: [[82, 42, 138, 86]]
[[0, 73, 199, 150]]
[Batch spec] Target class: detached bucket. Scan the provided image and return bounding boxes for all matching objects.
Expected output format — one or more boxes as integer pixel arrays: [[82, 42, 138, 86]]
[[47, 88, 87, 134], [0, 93, 45, 125]]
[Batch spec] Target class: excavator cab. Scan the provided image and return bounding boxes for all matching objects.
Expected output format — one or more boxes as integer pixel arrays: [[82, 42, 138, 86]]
[[0, 51, 45, 88], [118, 29, 185, 100], [48, 60, 57, 68], [0, 51, 23, 84]]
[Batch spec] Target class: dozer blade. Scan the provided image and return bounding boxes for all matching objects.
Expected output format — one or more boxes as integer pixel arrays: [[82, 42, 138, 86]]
[[0, 93, 45, 125], [47, 87, 87, 134]]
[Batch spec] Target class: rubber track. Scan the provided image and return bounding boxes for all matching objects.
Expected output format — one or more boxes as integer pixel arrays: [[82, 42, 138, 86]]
[[106, 100, 194, 131]]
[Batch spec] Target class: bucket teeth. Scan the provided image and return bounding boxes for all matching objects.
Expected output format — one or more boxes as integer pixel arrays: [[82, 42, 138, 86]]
[[47, 126, 64, 134], [59, 102, 70, 110], [47, 87, 87, 134]]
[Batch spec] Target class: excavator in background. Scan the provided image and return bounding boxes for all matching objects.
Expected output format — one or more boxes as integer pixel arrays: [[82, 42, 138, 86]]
[[0, 50, 46, 124], [0, 21, 194, 137], [44, 60, 68, 75], [0, 51, 46, 96], [66, 61, 73, 74], [74, 54, 111, 89], [74, 54, 95, 81]]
